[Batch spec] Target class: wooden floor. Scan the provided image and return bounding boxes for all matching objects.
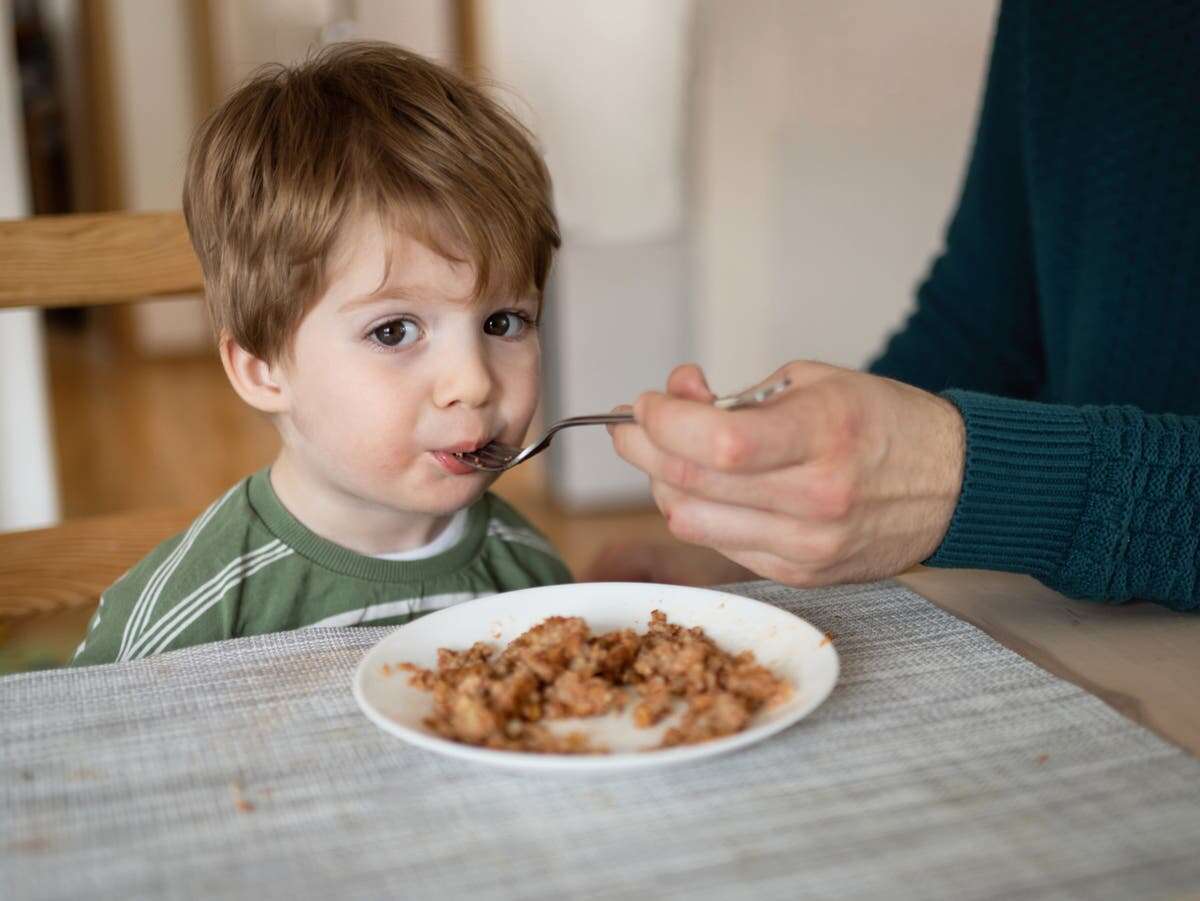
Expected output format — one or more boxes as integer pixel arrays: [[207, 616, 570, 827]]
[[2, 318, 671, 669]]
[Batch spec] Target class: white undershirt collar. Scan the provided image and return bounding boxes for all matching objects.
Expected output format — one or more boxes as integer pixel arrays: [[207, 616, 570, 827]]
[[373, 508, 471, 561]]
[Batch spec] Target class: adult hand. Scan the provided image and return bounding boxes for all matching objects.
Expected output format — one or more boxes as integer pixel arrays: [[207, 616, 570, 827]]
[[608, 361, 966, 587]]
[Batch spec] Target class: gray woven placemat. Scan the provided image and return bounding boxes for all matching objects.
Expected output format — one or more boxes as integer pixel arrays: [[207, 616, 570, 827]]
[[3, 580, 1199, 901]]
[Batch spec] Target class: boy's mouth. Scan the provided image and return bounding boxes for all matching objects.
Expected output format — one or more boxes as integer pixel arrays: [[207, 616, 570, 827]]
[[430, 436, 496, 476], [430, 451, 480, 476]]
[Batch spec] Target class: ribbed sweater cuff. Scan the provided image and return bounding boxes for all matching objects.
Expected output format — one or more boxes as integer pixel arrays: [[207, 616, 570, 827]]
[[927, 390, 1092, 580]]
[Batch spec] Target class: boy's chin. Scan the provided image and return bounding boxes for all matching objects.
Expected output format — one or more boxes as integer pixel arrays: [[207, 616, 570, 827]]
[[407, 480, 491, 516], [355, 464, 494, 517]]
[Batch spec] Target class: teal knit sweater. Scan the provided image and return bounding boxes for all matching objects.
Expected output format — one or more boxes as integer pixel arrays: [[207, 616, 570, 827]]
[[869, 0, 1200, 611]]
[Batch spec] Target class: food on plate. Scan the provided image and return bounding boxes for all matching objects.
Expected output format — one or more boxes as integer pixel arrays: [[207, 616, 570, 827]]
[[395, 610, 791, 754]]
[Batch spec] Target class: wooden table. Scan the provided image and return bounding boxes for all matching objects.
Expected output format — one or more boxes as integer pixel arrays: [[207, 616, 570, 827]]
[[899, 567, 1200, 757]]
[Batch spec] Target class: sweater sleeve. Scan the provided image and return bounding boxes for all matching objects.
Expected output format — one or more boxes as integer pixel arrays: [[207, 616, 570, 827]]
[[930, 390, 1200, 611], [868, 0, 1044, 398]]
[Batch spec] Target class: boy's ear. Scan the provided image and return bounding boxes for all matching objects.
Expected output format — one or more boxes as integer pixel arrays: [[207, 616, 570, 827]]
[[219, 334, 289, 414]]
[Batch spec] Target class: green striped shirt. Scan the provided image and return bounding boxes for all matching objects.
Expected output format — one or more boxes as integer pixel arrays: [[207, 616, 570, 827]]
[[72, 469, 572, 666]]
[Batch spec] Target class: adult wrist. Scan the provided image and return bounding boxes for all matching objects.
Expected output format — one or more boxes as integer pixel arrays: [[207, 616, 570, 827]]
[[925, 390, 1091, 579]]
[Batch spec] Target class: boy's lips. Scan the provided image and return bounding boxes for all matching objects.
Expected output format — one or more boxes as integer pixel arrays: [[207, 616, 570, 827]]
[[430, 451, 480, 476], [430, 435, 497, 476]]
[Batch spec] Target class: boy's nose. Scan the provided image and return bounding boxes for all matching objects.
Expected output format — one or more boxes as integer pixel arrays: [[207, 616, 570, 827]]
[[432, 342, 495, 409]]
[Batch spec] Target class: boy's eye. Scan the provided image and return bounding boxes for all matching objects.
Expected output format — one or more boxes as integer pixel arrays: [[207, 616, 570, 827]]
[[483, 311, 528, 338], [371, 319, 419, 348]]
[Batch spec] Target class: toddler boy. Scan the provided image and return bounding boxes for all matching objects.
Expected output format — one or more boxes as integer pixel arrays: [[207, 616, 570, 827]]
[[73, 43, 569, 665]]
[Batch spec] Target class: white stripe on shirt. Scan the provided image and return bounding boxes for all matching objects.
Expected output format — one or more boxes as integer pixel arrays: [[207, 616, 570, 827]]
[[486, 520, 557, 559], [138, 544, 295, 658], [72, 591, 107, 661], [124, 539, 289, 660], [120, 485, 238, 660]]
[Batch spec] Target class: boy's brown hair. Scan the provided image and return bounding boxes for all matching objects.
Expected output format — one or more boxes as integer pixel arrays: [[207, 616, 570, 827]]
[[183, 42, 559, 362]]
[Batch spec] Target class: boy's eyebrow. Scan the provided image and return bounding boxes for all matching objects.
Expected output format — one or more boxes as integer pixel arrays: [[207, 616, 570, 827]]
[[338, 285, 424, 313], [339, 286, 540, 314]]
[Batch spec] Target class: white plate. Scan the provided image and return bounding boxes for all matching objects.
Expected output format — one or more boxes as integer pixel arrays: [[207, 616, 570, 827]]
[[352, 582, 839, 772]]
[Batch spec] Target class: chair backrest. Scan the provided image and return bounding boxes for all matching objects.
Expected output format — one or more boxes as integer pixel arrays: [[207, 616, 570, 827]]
[[0, 210, 202, 310], [0, 211, 205, 627]]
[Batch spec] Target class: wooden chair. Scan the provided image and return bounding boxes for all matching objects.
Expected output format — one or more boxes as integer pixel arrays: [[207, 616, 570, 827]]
[[0, 211, 203, 624]]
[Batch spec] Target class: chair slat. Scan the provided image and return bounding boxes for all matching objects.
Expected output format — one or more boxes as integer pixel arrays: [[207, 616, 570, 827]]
[[0, 507, 198, 621], [0, 211, 203, 309]]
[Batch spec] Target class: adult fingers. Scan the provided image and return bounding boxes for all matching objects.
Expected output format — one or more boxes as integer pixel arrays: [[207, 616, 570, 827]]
[[651, 481, 847, 564], [647, 452, 851, 519], [634, 378, 838, 474], [723, 547, 832, 589], [607, 403, 635, 439], [609, 416, 673, 479]]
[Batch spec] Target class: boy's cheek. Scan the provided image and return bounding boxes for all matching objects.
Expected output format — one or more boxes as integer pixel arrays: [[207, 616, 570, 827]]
[[509, 397, 540, 442], [517, 360, 543, 418], [312, 411, 419, 476]]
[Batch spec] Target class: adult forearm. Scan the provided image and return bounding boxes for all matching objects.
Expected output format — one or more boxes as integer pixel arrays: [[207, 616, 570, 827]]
[[929, 390, 1200, 611]]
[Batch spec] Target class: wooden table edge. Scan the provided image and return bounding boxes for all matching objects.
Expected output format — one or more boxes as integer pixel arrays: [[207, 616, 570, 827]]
[[897, 567, 1200, 759]]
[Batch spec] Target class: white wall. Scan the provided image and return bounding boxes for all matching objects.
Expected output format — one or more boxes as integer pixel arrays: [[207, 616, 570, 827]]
[[693, 0, 997, 391], [208, 0, 451, 95], [478, 0, 695, 508], [0, 0, 60, 529], [105, 0, 211, 353], [353, 0, 450, 62]]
